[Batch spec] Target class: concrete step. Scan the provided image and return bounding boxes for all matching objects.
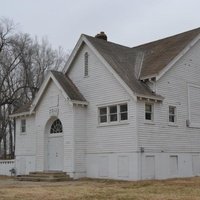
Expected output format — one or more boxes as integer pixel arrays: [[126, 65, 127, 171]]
[[16, 176, 71, 182], [30, 171, 67, 175], [29, 171, 68, 177], [16, 171, 72, 182]]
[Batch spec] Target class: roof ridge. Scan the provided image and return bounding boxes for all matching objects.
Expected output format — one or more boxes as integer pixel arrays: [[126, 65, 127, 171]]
[[132, 27, 200, 49], [83, 34, 131, 49]]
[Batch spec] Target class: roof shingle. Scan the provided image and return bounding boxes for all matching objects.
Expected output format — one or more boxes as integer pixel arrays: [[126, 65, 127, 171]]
[[84, 35, 161, 99], [51, 70, 86, 102], [84, 27, 200, 98]]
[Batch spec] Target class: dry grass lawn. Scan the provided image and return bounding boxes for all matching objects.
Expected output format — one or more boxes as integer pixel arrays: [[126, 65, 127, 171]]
[[0, 176, 200, 200]]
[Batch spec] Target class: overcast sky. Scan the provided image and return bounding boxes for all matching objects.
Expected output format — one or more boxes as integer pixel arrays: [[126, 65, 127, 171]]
[[0, 0, 200, 52]]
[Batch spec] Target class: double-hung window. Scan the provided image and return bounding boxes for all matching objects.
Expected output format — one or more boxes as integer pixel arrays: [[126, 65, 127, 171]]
[[145, 103, 153, 121], [99, 103, 128, 124], [99, 107, 107, 123], [169, 106, 176, 123], [109, 105, 117, 122], [120, 104, 128, 121], [21, 119, 26, 133]]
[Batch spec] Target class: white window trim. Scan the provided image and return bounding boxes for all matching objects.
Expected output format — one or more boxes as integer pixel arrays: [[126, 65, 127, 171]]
[[84, 52, 89, 77], [144, 103, 154, 123], [98, 103, 128, 126], [98, 107, 108, 124], [168, 105, 177, 126]]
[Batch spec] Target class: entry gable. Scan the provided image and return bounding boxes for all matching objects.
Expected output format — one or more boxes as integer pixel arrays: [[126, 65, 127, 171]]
[[30, 71, 87, 113]]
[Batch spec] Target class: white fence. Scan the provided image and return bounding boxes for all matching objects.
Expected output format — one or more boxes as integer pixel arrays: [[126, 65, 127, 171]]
[[0, 160, 15, 176]]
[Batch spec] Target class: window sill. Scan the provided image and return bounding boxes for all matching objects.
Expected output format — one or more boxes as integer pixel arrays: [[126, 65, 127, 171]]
[[97, 121, 129, 127], [168, 123, 178, 127], [144, 121, 155, 125]]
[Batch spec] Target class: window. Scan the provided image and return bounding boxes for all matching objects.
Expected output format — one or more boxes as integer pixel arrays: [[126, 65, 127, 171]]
[[145, 103, 153, 121], [50, 119, 63, 134], [120, 104, 128, 121], [21, 119, 26, 133], [169, 106, 176, 123], [99, 107, 107, 123], [84, 52, 88, 77], [109, 105, 117, 122], [98, 103, 128, 124]]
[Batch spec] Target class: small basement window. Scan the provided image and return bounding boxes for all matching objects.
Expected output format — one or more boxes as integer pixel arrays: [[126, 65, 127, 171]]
[[169, 106, 176, 123], [21, 119, 26, 133], [145, 103, 153, 121], [84, 52, 89, 77]]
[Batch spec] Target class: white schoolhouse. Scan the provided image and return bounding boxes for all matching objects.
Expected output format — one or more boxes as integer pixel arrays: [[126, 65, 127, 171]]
[[11, 28, 200, 180]]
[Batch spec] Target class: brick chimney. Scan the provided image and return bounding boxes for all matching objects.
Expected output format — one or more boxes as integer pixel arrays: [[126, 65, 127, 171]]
[[95, 32, 107, 41]]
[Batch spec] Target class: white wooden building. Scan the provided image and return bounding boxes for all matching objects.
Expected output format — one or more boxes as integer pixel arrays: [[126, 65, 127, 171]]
[[10, 28, 200, 180]]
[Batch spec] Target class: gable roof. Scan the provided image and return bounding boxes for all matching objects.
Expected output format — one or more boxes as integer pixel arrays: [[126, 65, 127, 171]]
[[136, 27, 200, 79], [85, 28, 200, 81], [11, 71, 87, 117], [84, 35, 163, 100], [51, 70, 86, 102], [30, 70, 87, 113], [83, 28, 200, 97]]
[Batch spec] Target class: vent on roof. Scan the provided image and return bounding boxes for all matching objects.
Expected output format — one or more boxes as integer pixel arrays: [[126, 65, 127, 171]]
[[95, 32, 107, 41]]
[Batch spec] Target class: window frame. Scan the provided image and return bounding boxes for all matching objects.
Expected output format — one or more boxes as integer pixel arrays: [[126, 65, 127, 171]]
[[169, 106, 177, 124], [50, 119, 63, 134], [20, 119, 26, 134], [99, 107, 108, 124], [145, 103, 154, 122], [109, 105, 118, 122], [98, 103, 128, 125], [119, 104, 128, 121], [84, 52, 89, 77]]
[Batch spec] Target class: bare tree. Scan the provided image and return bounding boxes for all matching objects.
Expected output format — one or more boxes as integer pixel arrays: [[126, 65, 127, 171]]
[[0, 18, 67, 159]]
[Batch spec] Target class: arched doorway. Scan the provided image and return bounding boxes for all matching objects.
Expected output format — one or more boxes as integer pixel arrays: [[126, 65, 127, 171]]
[[47, 118, 64, 171]]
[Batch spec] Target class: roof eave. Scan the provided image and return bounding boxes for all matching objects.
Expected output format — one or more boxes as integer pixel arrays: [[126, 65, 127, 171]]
[[136, 93, 164, 102], [63, 34, 86, 74], [140, 74, 157, 81], [9, 111, 35, 118], [72, 100, 88, 105]]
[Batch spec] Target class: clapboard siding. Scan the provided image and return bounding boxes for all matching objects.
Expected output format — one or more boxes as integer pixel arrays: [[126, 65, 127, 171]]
[[15, 116, 36, 175], [73, 105, 87, 176], [34, 80, 75, 174], [68, 44, 137, 154], [15, 115, 36, 156], [138, 39, 200, 153]]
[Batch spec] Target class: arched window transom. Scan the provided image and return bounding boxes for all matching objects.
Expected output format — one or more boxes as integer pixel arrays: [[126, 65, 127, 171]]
[[50, 119, 63, 134]]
